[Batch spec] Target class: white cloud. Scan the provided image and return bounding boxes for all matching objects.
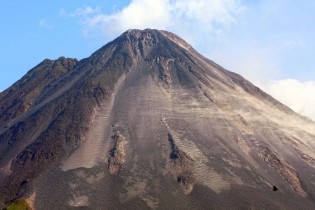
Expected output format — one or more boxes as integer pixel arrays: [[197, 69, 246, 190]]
[[60, 6, 100, 18], [261, 79, 315, 121], [82, 0, 171, 35], [72, 0, 244, 44], [39, 19, 52, 29]]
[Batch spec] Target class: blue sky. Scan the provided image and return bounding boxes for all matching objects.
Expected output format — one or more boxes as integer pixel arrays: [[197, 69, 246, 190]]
[[1, 0, 315, 120]]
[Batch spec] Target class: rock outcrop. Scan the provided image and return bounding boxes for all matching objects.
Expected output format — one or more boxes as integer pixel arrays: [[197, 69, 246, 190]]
[[108, 132, 127, 175], [259, 147, 307, 197], [168, 133, 195, 194]]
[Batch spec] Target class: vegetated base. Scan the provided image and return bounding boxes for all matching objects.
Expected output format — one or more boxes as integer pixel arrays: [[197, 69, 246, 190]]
[[3, 199, 32, 210]]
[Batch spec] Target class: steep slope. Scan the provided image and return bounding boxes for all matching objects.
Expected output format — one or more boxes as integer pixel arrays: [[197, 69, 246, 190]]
[[0, 57, 78, 126], [1, 29, 315, 209]]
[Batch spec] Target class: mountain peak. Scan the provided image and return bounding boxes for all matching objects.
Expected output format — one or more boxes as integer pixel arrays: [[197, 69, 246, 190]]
[[119, 29, 192, 51], [123, 28, 160, 36]]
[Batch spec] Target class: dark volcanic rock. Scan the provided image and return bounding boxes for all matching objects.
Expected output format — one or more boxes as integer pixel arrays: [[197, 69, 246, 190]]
[[1, 29, 315, 209], [108, 132, 127, 175], [168, 133, 195, 194]]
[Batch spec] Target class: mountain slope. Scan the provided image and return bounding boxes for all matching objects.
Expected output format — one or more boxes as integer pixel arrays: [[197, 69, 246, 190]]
[[0, 57, 78, 125], [1, 29, 315, 209]]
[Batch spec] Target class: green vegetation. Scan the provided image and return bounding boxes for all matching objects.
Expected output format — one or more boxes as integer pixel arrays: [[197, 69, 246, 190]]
[[3, 199, 32, 210]]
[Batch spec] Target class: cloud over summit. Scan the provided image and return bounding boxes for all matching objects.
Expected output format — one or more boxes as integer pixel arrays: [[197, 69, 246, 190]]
[[75, 0, 244, 43], [63, 0, 315, 121]]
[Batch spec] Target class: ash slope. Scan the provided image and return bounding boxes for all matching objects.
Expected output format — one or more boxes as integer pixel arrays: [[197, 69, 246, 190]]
[[1, 29, 315, 209]]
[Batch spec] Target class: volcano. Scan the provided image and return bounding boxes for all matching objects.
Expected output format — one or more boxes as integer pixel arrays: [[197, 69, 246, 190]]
[[1, 29, 315, 209]]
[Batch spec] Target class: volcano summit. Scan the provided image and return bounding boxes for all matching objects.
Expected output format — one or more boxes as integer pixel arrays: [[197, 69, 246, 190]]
[[1, 29, 315, 209]]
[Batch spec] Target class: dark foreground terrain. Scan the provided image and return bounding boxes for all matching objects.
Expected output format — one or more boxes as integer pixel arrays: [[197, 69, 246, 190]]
[[1, 29, 315, 209]]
